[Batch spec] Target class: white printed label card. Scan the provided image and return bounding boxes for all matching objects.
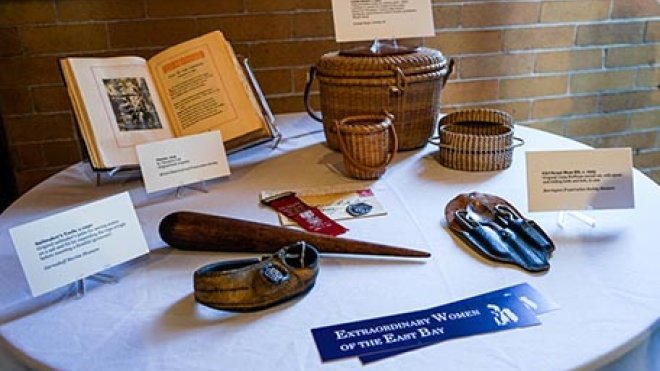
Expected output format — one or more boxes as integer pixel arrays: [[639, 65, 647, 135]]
[[136, 131, 230, 193], [9, 192, 150, 297], [331, 0, 435, 42], [526, 148, 634, 212]]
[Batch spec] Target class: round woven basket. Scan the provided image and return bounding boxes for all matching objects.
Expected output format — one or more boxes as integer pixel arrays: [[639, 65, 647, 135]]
[[304, 48, 452, 151], [435, 109, 524, 171], [335, 114, 398, 180]]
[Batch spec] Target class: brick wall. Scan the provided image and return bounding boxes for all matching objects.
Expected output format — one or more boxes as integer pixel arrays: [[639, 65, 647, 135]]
[[0, 0, 658, 198]]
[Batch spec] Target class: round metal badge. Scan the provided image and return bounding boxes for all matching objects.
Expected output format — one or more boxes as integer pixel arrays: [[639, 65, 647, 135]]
[[346, 202, 373, 217], [260, 263, 289, 284]]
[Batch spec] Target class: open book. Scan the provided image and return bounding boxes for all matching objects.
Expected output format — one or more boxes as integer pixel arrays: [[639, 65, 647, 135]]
[[61, 31, 276, 169]]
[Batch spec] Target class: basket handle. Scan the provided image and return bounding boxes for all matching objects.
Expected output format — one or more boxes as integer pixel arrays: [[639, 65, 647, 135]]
[[335, 117, 399, 173], [303, 65, 323, 122], [512, 136, 525, 148], [389, 66, 407, 95], [428, 135, 440, 146], [434, 136, 525, 151], [442, 59, 455, 87]]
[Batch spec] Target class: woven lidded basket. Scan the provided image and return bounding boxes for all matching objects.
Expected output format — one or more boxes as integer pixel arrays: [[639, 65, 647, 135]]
[[335, 114, 398, 180], [435, 109, 524, 171], [304, 47, 453, 151]]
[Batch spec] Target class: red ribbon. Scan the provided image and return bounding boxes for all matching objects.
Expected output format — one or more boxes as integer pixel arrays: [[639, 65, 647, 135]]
[[262, 192, 348, 236]]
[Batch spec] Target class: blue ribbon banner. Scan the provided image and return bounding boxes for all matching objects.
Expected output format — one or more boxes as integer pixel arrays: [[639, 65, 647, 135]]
[[311, 283, 557, 363], [311, 285, 549, 362], [359, 283, 558, 363]]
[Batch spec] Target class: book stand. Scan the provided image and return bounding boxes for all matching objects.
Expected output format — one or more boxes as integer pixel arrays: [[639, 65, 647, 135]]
[[339, 38, 419, 56], [270, 130, 283, 149], [240, 57, 282, 150], [92, 165, 142, 187], [70, 272, 118, 299], [175, 181, 208, 198], [556, 211, 597, 229]]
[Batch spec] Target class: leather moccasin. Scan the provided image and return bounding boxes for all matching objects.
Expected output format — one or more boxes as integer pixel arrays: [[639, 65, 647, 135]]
[[193, 241, 320, 312]]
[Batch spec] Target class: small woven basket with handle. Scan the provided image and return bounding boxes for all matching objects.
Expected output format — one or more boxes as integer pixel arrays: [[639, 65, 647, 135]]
[[434, 109, 524, 171], [335, 114, 398, 180]]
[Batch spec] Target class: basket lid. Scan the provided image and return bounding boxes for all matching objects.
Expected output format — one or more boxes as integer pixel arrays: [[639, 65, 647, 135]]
[[315, 47, 447, 78]]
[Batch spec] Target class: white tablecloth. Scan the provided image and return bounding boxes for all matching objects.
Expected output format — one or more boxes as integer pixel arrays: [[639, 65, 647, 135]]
[[0, 113, 658, 370]]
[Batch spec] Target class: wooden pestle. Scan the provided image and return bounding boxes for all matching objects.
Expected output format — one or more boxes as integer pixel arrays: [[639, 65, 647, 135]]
[[159, 211, 430, 258]]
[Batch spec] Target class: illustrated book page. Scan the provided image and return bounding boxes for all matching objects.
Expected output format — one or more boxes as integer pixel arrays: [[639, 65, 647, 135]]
[[60, 57, 174, 169]]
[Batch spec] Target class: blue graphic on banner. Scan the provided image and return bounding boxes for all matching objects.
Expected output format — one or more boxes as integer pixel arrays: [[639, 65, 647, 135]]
[[489, 282, 559, 315], [311, 294, 540, 362], [359, 283, 558, 363]]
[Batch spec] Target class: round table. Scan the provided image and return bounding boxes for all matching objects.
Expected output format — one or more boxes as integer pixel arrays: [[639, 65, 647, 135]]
[[0, 113, 658, 370]]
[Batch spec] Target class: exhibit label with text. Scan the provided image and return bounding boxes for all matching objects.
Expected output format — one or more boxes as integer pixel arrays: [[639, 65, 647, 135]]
[[526, 148, 634, 211], [9, 192, 149, 296]]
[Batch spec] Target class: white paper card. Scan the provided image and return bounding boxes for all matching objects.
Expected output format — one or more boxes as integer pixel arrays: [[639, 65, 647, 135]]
[[331, 0, 435, 42], [526, 148, 634, 212], [9, 192, 149, 297], [136, 131, 230, 193], [260, 184, 387, 226]]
